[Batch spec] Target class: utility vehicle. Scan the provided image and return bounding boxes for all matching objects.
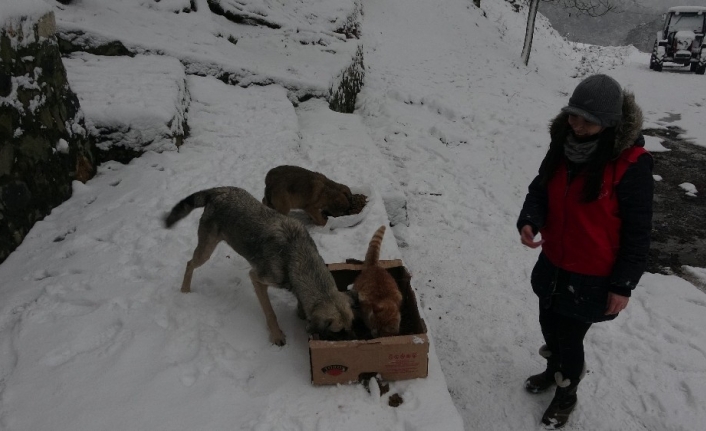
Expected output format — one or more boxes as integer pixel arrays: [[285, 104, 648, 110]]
[[650, 6, 706, 74]]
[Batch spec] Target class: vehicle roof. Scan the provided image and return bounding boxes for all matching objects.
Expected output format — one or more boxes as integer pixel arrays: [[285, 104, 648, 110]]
[[669, 6, 706, 14]]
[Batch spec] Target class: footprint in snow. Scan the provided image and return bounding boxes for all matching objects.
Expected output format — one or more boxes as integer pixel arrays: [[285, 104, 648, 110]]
[[41, 321, 123, 367]]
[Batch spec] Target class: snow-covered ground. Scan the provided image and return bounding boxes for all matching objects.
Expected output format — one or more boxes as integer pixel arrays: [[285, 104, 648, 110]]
[[1, 0, 705, 430]]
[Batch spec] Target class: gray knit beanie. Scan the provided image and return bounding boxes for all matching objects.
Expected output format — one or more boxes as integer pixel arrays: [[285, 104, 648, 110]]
[[561, 74, 623, 127]]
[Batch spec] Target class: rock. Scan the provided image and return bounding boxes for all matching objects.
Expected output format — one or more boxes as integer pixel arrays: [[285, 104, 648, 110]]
[[62, 53, 190, 164], [0, 12, 95, 263]]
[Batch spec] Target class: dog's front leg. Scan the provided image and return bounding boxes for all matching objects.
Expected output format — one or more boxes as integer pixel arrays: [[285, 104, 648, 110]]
[[249, 271, 286, 346], [181, 262, 195, 293]]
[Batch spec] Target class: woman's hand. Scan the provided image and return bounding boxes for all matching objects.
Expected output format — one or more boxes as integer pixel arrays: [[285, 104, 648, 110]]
[[520, 225, 544, 248], [605, 293, 629, 315]]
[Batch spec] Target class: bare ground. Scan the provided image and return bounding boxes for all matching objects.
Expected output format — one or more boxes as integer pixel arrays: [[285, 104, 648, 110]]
[[643, 126, 706, 291]]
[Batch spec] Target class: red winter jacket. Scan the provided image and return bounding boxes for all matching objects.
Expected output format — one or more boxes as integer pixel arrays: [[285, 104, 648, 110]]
[[540, 146, 648, 276]]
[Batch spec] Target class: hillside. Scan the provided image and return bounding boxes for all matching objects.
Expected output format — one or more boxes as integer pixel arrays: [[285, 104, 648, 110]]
[[539, 0, 706, 51]]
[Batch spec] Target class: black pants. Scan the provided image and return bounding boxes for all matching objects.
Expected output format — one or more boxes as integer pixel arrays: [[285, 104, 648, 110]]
[[539, 305, 592, 382]]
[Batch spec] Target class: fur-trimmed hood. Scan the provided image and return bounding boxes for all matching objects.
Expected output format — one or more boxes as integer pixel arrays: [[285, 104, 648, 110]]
[[549, 91, 644, 158]]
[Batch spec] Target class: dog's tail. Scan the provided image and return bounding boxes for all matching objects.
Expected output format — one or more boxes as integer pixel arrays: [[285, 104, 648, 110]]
[[163, 189, 214, 228], [363, 225, 386, 267]]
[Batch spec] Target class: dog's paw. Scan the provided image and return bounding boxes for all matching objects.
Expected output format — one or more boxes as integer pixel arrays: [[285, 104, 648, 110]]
[[270, 331, 286, 346]]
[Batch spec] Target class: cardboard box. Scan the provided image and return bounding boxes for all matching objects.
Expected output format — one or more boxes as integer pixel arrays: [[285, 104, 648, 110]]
[[309, 259, 429, 385]]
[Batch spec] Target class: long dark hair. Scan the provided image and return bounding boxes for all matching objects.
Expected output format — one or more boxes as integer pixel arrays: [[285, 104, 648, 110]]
[[538, 127, 618, 202]]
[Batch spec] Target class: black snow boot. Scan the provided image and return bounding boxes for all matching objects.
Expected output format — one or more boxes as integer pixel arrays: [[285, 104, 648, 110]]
[[541, 373, 579, 429], [525, 345, 558, 394]]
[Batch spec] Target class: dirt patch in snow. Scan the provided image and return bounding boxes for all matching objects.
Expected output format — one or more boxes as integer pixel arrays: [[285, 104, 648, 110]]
[[643, 126, 706, 291]]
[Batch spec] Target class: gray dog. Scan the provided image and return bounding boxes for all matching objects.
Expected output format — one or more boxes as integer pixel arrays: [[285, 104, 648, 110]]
[[163, 186, 354, 346]]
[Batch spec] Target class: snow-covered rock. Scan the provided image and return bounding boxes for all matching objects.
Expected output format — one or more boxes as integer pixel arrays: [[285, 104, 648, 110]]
[[63, 53, 189, 161]]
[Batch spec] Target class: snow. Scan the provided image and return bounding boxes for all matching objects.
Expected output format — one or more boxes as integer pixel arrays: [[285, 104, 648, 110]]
[[683, 266, 706, 286], [56, 138, 69, 154], [0, 0, 51, 26], [644, 135, 670, 153], [679, 182, 698, 197], [62, 53, 189, 153], [52, 0, 359, 99], [669, 6, 706, 14], [1, 0, 706, 430]]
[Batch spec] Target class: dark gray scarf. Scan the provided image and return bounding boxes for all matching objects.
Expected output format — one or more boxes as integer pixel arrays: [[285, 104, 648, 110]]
[[564, 133, 599, 163]]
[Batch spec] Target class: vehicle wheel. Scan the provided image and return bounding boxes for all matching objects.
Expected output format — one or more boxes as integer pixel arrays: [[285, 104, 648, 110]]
[[650, 56, 662, 71], [691, 63, 698, 72], [650, 40, 663, 72], [696, 64, 706, 75]]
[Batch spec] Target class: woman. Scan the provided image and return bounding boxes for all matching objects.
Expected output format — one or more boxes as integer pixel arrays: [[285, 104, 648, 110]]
[[517, 74, 653, 429]]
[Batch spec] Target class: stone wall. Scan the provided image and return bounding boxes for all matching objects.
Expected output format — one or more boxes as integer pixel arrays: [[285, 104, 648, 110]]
[[0, 12, 95, 263]]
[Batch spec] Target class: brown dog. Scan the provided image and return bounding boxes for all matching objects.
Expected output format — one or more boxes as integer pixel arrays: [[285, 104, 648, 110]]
[[262, 165, 352, 226]]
